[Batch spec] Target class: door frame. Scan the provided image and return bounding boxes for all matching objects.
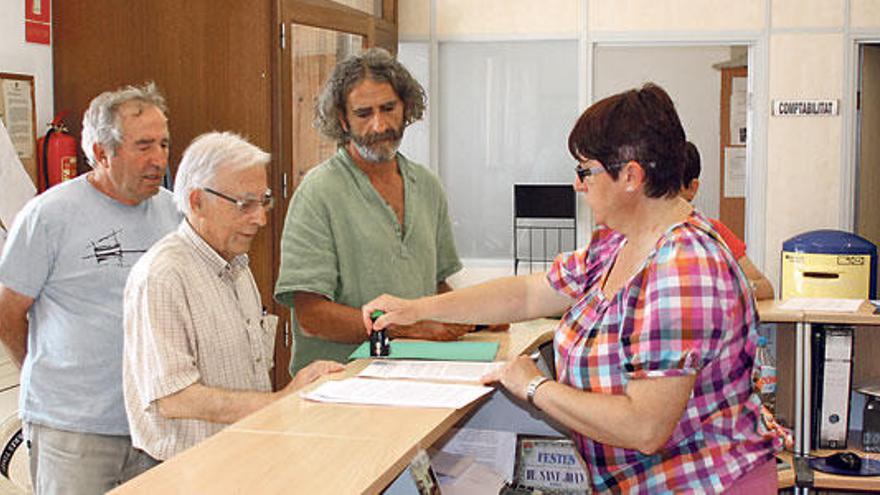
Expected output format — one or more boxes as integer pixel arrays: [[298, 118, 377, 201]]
[[585, 37, 769, 270], [844, 37, 880, 234], [271, 0, 399, 387]]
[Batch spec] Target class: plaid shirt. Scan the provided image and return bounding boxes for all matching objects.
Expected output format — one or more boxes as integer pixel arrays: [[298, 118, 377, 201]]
[[548, 212, 782, 493], [123, 221, 276, 460]]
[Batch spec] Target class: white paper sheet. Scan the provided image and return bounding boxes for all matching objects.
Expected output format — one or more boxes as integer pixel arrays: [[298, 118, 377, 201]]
[[778, 297, 864, 313], [723, 146, 746, 198], [857, 383, 880, 398], [438, 461, 506, 495], [357, 360, 503, 382], [0, 119, 36, 230], [1, 80, 35, 160], [433, 427, 517, 482], [300, 378, 493, 409], [730, 76, 748, 145], [429, 450, 473, 478]]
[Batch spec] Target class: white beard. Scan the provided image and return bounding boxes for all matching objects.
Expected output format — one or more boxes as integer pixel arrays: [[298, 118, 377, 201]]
[[352, 138, 401, 163]]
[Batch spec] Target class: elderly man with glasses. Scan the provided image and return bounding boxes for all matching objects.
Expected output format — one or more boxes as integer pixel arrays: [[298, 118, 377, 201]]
[[122, 132, 342, 466]]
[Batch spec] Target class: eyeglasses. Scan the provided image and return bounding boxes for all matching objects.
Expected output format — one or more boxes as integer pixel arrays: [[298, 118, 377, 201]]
[[203, 187, 275, 214], [574, 163, 612, 182], [574, 160, 654, 182]]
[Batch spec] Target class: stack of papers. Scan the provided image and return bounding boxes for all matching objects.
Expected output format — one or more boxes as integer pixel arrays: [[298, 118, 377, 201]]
[[430, 427, 516, 494], [432, 427, 517, 482], [358, 360, 502, 382], [435, 456, 506, 495], [858, 384, 880, 398], [301, 378, 493, 409], [778, 297, 864, 312]]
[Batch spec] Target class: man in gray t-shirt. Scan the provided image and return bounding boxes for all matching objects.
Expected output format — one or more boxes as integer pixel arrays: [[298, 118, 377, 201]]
[[0, 83, 180, 494]]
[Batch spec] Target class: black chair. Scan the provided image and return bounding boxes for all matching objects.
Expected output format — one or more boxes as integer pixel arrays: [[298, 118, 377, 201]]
[[513, 184, 576, 274]]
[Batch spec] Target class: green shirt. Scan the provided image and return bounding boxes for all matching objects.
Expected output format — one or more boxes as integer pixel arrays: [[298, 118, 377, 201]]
[[274, 148, 462, 374]]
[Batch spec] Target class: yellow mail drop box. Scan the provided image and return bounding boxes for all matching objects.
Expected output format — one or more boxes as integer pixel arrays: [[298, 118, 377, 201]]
[[781, 230, 876, 300]]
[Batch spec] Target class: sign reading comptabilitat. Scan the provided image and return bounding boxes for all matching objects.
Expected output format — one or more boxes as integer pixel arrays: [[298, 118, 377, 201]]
[[772, 99, 839, 117]]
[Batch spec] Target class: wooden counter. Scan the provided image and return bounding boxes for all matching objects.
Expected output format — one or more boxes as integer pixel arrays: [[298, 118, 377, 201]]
[[776, 452, 796, 489], [114, 301, 880, 494], [758, 299, 880, 494], [756, 298, 880, 326], [111, 319, 556, 495], [798, 300, 880, 326], [809, 449, 880, 492], [755, 299, 803, 323]]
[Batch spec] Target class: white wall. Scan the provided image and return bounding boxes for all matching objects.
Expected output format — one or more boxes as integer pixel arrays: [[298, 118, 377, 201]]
[[594, 45, 729, 220], [399, 0, 880, 290], [0, 0, 50, 419], [0, 1, 54, 136]]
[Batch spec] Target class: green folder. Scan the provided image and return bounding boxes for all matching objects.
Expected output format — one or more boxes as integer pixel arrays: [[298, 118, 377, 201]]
[[348, 340, 499, 362]]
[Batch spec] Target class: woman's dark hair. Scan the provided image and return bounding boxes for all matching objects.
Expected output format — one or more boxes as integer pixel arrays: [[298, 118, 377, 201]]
[[682, 141, 702, 187], [567, 83, 686, 198]]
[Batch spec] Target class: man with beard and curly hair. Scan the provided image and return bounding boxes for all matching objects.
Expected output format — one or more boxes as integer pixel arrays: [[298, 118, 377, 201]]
[[275, 48, 505, 375]]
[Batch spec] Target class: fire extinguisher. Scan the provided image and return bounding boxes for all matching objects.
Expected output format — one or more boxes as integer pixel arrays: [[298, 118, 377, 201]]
[[35, 113, 78, 193]]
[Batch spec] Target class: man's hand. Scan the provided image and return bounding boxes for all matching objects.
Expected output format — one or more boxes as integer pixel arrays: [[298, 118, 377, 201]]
[[284, 360, 345, 394], [390, 320, 472, 341], [479, 324, 510, 333], [0, 284, 33, 367], [362, 293, 508, 340]]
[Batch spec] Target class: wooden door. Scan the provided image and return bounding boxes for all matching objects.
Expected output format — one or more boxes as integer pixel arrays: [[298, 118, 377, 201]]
[[54, 0, 399, 391], [273, 0, 398, 387], [52, 0, 278, 374], [719, 67, 747, 240]]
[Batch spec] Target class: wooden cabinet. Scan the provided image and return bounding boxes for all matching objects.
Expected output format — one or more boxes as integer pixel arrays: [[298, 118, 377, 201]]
[[53, 0, 398, 388]]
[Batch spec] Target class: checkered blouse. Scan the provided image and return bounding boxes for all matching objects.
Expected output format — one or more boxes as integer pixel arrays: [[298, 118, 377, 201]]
[[547, 212, 783, 493]]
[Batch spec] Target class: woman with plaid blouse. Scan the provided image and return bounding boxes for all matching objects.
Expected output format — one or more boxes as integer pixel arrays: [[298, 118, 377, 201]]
[[363, 83, 783, 493]]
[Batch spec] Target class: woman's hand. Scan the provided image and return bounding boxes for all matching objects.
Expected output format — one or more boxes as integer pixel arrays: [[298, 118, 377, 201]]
[[361, 294, 424, 335], [481, 355, 544, 401]]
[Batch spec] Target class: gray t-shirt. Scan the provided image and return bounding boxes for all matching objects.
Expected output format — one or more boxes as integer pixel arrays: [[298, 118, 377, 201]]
[[0, 175, 180, 435]]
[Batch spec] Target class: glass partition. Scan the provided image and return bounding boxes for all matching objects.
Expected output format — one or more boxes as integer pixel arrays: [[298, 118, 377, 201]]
[[289, 24, 364, 185], [438, 40, 579, 260]]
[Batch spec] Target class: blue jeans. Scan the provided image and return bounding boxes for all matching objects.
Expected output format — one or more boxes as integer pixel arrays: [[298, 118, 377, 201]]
[[24, 422, 159, 495]]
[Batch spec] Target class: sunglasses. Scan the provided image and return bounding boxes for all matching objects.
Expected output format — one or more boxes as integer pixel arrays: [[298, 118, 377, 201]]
[[203, 187, 275, 214]]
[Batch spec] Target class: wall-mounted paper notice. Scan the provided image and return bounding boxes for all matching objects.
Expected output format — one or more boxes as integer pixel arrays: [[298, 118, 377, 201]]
[[0, 119, 36, 230], [724, 146, 746, 198], [1, 80, 34, 160], [730, 77, 748, 145]]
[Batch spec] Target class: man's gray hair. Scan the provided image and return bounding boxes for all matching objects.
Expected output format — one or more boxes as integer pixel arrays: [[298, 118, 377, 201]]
[[174, 132, 271, 216], [315, 47, 426, 145], [81, 82, 168, 167]]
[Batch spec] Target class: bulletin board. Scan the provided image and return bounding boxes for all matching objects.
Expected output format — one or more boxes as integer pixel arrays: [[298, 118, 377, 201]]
[[0, 73, 38, 186]]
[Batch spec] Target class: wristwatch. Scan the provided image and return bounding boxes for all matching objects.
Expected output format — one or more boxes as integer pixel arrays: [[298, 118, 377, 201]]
[[526, 376, 551, 409]]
